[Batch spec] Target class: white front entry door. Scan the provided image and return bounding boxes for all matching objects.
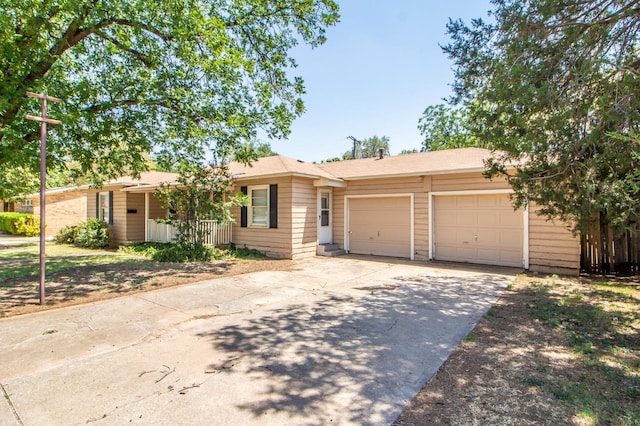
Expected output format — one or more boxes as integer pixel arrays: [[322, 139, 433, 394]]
[[317, 189, 332, 244]]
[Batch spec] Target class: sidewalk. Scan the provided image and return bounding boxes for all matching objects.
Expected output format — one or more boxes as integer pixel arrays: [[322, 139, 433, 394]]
[[0, 232, 41, 246]]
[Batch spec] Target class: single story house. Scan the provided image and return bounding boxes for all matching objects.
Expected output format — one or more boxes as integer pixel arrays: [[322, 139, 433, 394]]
[[21, 187, 87, 236], [72, 148, 579, 275], [224, 148, 579, 275], [1, 199, 34, 214]]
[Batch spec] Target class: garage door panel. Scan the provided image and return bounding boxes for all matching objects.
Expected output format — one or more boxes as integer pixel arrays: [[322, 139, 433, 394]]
[[434, 194, 523, 268], [349, 197, 411, 258], [477, 196, 498, 208]]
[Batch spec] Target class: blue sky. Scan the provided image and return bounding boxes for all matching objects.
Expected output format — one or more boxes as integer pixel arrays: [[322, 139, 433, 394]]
[[268, 0, 493, 162]]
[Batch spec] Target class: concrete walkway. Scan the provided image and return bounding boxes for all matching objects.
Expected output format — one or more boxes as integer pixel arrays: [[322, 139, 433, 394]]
[[0, 257, 515, 425], [0, 232, 40, 246]]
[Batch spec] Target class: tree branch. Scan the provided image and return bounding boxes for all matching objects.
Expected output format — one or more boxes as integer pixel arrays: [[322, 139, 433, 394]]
[[94, 30, 154, 67]]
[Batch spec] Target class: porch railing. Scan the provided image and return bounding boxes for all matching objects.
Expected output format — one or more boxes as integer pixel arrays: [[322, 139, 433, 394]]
[[146, 219, 232, 246]]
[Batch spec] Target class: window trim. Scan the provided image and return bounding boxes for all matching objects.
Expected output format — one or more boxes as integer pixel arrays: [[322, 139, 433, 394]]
[[21, 199, 33, 207], [248, 185, 269, 228], [98, 191, 111, 224]]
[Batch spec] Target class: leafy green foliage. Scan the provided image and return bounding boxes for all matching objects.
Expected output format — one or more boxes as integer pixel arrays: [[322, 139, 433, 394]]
[[154, 163, 247, 248], [342, 135, 391, 160], [233, 140, 278, 163], [54, 219, 109, 248], [119, 241, 266, 262], [0, 212, 39, 236], [13, 215, 40, 237], [0, 0, 340, 192], [418, 104, 481, 151], [444, 0, 640, 233]]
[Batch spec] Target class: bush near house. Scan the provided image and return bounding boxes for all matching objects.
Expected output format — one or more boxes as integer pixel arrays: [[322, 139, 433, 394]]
[[54, 219, 110, 248], [0, 212, 40, 236], [119, 242, 266, 263]]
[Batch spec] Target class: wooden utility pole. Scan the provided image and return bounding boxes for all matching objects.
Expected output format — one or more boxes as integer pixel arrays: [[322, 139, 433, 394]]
[[25, 91, 62, 305], [347, 136, 361, 160]]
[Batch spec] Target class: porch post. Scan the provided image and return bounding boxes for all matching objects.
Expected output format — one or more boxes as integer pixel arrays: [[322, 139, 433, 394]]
[[144, 192, 149, 241]]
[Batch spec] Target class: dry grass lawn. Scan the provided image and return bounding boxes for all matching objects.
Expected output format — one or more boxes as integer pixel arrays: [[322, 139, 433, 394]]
[[394, 275, 640, 426]]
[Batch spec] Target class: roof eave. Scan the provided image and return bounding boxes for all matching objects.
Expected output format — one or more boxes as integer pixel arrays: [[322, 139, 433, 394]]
[[336, 167, 487, 181]]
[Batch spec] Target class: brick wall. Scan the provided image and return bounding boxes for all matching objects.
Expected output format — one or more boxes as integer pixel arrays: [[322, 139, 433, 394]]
[[32, 190, 87, 236]]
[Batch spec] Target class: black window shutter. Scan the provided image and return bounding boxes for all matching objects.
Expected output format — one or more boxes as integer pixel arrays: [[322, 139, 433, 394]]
[[95, 193, 99, 219], [269, 184, 278, 229], [108, 191, 114, 224], [240, 186, 248, 228]]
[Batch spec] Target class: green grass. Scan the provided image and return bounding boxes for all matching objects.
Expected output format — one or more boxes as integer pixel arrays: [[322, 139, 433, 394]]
[[0, 254, 137, 282], [524, 279, 640, 424], [0, 242, 110, 260]]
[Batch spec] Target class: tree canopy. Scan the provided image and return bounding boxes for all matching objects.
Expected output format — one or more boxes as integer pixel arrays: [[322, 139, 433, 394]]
[[445, 0, 640, 232], [0, 0, 339, 197], [418, 104, 481, 151], [232, 139, 278, 162]]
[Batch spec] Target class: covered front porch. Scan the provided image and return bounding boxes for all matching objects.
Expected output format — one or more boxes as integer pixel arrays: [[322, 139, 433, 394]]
[[121, 189, 233, 246], [146, 218, 232, 245]]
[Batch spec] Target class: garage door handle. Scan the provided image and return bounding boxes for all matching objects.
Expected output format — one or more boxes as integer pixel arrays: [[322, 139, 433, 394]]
[[474, 234, 478, 240]]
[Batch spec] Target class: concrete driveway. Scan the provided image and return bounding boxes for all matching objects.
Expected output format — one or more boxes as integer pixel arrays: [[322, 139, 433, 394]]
[[0, 256, 516, 425]]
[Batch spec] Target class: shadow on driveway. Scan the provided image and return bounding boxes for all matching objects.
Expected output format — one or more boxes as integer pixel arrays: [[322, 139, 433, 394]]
[[197, 272, 509, 425]]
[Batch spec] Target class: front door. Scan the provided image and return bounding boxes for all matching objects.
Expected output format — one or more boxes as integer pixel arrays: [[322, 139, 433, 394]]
[[317, 189, 332, 244]]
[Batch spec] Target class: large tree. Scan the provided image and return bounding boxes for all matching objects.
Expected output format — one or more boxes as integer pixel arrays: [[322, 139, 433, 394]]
[[0, 0, 339, 196], [418, 104, 481, 151], [444, 0, 640, 233]]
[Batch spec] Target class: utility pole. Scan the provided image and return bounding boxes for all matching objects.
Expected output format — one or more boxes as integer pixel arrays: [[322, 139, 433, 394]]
[[346, 136, 361, 160], [25, 91, 62, 305]]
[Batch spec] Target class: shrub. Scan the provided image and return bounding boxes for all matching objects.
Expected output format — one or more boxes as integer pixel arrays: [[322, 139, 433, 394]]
[[75, 219, 110, 248], [0, 212, 40, 236], [54, 219, 109, 248], [54, 225, 77, 244], [14, 215, 40, 237], [119, 242, 227, 262]]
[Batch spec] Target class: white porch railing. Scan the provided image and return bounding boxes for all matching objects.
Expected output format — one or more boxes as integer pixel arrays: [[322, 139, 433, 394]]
[[146, 219, 232, 245]]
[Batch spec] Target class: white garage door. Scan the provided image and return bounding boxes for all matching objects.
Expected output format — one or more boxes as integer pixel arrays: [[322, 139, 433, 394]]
[[348, 197, 411, 258], [433, 194, 523, 267]]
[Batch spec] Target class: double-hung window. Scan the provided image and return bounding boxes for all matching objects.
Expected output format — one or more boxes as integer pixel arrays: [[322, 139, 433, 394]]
[[240, 184, 277, 229], [98, 191, 111, 223], [249, 185, 269, 227]]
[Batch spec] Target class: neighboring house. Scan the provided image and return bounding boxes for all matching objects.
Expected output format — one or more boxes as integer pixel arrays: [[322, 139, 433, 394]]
[[24, 187, 87, 236], [0, 199, 34, 214], [77, 149, 580, 275]]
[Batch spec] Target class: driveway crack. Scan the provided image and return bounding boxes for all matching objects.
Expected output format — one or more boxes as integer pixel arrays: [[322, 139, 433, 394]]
[[1, 383, 24, 426]]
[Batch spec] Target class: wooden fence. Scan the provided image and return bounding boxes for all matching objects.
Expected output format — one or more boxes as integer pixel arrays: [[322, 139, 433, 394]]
[[581, 218, 640, 275], [146, 219, 232, 246]]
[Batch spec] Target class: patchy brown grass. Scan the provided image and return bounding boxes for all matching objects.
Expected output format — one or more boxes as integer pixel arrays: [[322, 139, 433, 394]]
[[0, 245, 294, 318], [394, 275, 640, 426]]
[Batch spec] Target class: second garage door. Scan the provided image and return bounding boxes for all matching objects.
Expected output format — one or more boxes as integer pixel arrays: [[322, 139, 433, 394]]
[[348, 197, 411, 258], [433, 194, 523, 267]]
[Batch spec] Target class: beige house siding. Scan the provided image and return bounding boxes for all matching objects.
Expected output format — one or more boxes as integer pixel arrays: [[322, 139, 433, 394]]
[[291, 177, 318, 259], [331, 176, 429, 261], [148, 195, 166, 220], [86, 187, 127, 246], [125, 192, 146, 242], [32, 190, 87, 236], [231, 177, 293, 259], [431, 172, 511, 192], [528, 204, 580, 275]]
